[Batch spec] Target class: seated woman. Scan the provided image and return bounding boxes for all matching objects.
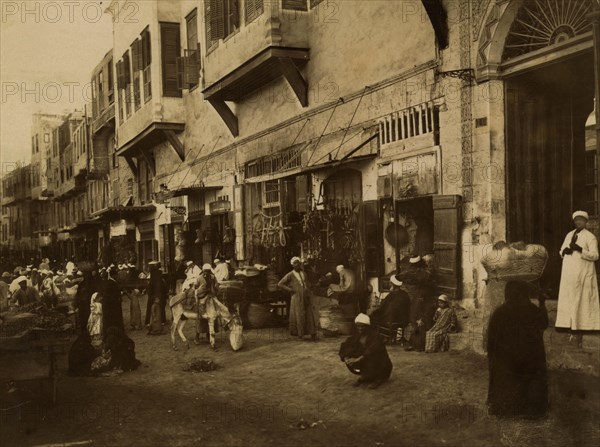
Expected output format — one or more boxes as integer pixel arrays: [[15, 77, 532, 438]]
[[339, 313, 393, 388], [91, 327, 141, 375], [425, 295, 458, 353]]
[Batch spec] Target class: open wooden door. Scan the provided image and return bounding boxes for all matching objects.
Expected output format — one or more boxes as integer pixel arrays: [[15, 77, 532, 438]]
[[432, 195, 462, 299]]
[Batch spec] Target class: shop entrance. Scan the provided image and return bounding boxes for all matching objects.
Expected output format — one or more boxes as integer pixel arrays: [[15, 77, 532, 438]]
[[505, 51, 596, 295]]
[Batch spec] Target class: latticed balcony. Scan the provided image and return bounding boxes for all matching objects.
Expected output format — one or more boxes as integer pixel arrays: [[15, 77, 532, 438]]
[[202, 0, 310, 136]]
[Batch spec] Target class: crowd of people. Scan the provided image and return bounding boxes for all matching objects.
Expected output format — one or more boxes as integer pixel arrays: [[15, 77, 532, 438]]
[[2, 209, 598, 418]]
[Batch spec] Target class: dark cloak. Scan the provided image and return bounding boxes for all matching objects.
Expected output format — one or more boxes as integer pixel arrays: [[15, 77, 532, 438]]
[[99, 277, 124, 332], [339, 327, 393, 382], [370, 289, 411, 332], [146, 266, 168, 325], [487, 281, 548, 418]]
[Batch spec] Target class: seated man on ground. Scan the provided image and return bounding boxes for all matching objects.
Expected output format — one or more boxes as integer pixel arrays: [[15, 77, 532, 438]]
[[339, 313, 393, 388]]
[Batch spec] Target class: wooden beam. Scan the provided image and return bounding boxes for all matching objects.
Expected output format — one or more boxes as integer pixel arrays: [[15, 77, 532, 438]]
[[139, 147, 156, 176], [124, 156, 138, 177], [278, 57, 308, 107], [163, 129, 185, 162], [208, 98, 239, 137]]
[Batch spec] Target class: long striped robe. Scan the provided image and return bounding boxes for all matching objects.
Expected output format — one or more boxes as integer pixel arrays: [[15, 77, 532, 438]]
[[425, 307, 457, 353]]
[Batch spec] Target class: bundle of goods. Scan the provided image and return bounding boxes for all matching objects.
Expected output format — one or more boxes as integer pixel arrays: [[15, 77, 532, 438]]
[[1, 302, 73, 339], [319, 305, 353, 336], [217, 280, 245, 306], [481, 241, 547, 281], [235, 267, 267, 302]]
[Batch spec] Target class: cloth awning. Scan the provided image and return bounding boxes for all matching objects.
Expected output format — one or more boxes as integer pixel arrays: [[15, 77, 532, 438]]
[[155, 184, 222, 202], [91, 205, 155, 220]]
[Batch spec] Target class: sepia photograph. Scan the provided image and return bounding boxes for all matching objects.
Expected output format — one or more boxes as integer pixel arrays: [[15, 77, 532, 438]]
[[0, 0, 599, 446]]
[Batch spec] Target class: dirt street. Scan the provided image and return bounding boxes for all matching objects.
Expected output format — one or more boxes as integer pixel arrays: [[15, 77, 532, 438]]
[[1, 295, 599, 447]]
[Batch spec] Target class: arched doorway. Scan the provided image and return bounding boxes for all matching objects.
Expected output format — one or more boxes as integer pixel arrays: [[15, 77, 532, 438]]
[[480, 0, 597, 294]]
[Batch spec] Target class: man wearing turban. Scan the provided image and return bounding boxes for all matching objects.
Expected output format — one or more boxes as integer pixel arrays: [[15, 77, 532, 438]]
[[556, 210, 600, 348]]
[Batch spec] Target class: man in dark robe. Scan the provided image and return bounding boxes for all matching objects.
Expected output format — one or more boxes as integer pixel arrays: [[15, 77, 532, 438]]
[[487, 281, 548, 418], [99, 269, 124, 332], [146, 261, 168, 326], [339, 313, 393, 388], [370, 274, 411, 344]]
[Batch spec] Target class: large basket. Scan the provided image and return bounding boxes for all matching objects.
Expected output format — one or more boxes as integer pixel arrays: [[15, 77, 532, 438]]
[[246, 303, 274, 328], [482, 243, 548, 282]]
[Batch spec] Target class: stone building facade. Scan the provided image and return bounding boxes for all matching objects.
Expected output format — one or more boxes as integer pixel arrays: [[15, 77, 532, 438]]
[[3, 1, 599, 316]]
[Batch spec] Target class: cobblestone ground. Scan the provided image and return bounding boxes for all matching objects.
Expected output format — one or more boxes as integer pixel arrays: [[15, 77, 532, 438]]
[[1, 295, 599, 447]]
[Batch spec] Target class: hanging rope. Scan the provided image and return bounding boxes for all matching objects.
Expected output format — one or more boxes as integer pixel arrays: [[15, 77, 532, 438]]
[[331, 85, 370, 162], [169, 143, 206, 192], [187, 135, 222, 188], [272, 118, 311, 175], [305, 97, 344, 167]]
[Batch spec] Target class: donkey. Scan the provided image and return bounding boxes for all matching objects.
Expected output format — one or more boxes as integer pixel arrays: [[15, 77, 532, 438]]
[[169, 288, 233, 351]]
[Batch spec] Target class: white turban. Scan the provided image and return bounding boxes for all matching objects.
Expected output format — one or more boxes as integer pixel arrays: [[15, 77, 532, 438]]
[[354, 313, 370, 326], [202, 263, 213, 271], [572, 210, 589, 221], [438, 294, 449, 303], [390, 275, 403, 287], [290, 257, 302, 266]]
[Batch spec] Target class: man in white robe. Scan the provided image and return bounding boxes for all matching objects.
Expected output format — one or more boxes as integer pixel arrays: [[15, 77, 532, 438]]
[[557, 210, 600, 347], [182, 260, 202, 291], [213, 258, 230, 283]]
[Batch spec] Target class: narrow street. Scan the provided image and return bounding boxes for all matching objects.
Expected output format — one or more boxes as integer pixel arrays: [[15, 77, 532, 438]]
[[2, 297, 599, 447]]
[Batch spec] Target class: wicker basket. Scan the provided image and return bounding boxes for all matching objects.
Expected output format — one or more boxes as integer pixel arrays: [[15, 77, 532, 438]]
[[482, 243, 548, 281]]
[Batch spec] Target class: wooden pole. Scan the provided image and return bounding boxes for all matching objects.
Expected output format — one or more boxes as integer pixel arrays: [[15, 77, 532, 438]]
[[590, 7, 600, 224]]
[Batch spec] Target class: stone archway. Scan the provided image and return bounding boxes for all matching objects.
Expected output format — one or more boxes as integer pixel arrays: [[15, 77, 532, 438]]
[[476, 0, 595, 81], [476, 0, 597, 295]]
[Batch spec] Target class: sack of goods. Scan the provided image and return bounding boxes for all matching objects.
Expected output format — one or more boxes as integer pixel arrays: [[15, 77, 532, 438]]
[[228, 315, 244, 351], [482, 241, 548, 282], [218, 280, 245, 304]]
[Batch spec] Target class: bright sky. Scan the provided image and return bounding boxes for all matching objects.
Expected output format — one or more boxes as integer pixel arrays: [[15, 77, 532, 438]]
[[0, 0, 113, 169]]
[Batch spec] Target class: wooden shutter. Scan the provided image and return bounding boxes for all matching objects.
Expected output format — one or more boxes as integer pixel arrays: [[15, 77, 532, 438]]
[[245, 0, 264, 22], [186, 9, 199, 52], [362, 200, 383, 277], [210, 0, 225, 41], [282, 0, 307, 11], [295, 174, 309, 213], [141, 28, 152, 67], [205, 0, 212, 48], [183, 49, 200, 88], [132, 39, 142, 72], [432, 195, 462, 299], [310, 0, 324, 8], [116, 60, 125, 90], [122, 52, 131, 86], [160, 22, 181, 97]]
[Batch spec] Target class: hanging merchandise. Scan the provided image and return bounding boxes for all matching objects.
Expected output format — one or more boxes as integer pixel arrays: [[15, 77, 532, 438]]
[[251, 210, 288, 249], [300, 203, 363, 265]]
